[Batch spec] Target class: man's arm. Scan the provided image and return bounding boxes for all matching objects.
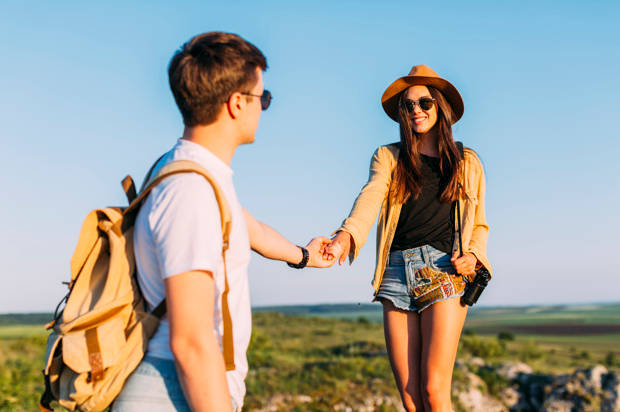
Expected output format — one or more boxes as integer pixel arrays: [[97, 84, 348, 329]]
[[242, 207, 334, 267], [165, 270, 233, 412]]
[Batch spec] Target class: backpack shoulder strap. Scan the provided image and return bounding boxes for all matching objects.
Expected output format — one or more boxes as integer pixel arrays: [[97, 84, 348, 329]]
[[126, 160, 232, 241], [126, 159, 235, 370]]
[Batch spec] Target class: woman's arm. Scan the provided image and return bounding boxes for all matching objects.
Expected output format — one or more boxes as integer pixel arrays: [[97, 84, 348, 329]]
[[464, 151, 491, 274], [326, 145, 396, 264]]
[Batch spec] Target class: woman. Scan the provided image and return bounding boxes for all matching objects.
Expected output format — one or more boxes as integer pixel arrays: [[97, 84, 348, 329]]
[[325, 65, 491, 412]]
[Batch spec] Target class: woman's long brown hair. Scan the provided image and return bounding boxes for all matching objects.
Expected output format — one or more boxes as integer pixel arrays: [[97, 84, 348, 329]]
[[393, 86, 462, 204]]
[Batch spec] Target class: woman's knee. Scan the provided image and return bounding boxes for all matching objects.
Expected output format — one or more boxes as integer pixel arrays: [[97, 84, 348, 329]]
[[401, 397, 421, 412], [422, 380, 451, 408], [399, 384, 424, 412]]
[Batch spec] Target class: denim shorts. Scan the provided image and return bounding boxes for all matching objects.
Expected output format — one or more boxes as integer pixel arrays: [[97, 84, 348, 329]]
[[375, 244, 464, 313], [111, 356, 241, 412]]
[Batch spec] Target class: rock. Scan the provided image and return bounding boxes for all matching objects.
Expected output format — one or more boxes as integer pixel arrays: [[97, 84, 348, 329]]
[[455, 370, 508, 412], [251, 394, 289, 412], [499, 385, 534, 411], [468, 357, 486, 368], [498, 362, 534, 380], [586, 364, 608, 392], [523, 374, 554, 411], [468, 371, 486, 388], [333, 395, 405, 412], [542, 399, 573, 412], [293, 395, 312, 403], [601, 371, 620, 412], [449, 359, 618, 412], [498, 386, 519, 407], [457, 385, 508, 412], [541, 365, 614, 412]]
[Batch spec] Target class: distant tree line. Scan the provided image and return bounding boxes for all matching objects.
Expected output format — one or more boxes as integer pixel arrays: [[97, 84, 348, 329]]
[[0, 313, 53, 326]]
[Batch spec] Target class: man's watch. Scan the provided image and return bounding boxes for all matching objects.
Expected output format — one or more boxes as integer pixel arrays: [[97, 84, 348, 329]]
[[287, 246, 309, 269]]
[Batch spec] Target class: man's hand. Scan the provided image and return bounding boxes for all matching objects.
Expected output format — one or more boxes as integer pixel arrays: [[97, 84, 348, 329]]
[[305, 237, 336, 268], [451, 251, 477, 276], [324, 231, 353, 266]]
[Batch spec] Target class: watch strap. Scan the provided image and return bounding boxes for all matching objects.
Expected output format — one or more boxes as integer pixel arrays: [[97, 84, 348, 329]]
[[287, 246, 309, 269]]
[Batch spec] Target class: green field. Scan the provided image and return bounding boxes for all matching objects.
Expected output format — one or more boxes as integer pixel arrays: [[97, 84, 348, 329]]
[[256, 303, 620, 375], [1, 303, 619, 411], [0, 325, 49, 339]]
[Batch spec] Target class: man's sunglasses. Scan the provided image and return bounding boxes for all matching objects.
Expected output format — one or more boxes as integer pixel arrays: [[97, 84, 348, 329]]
[[402, 97, 435, 113], [241, 90, 272, 110]]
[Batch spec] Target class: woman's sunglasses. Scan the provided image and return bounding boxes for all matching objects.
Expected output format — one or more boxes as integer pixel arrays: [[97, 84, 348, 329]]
[[241, 90, 272, 110], [402, 97, 435, 113]]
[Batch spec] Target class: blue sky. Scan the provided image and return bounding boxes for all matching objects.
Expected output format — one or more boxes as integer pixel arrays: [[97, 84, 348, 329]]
[[1, 1, 619, 313]]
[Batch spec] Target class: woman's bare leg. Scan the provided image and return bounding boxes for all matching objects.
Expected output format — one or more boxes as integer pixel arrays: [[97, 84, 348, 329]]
[[381, 299, 425, 412], [420, 297, 468, 411]]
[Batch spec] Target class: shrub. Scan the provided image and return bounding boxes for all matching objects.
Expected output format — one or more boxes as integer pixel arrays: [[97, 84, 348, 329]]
[[476, 367, 509, 397], [519, 339, 545, 362], [575, 350, 591, 360], [497, 331, 515, 341], [460, 336, 505, 358], [357, 316, 370, 325], [451, 366, 467, 384], [605, 352, 618, 367]]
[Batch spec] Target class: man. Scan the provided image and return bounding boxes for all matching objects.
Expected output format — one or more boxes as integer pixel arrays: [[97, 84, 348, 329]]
[[111, 32, 334, 412]]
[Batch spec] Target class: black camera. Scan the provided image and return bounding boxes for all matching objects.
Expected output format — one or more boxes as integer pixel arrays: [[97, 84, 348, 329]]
[[461, 268, 490, 306]]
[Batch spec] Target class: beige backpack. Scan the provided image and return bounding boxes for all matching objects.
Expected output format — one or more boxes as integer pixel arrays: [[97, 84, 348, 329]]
[[40, 160, 236, 412]]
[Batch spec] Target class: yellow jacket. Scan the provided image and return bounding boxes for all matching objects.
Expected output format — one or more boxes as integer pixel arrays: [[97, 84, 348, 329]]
[[337, 143, 491, 292]]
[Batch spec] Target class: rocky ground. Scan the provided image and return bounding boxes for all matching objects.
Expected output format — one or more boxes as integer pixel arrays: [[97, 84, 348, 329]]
[[453, 359, 620, 412], [249, 360, 620, 411]]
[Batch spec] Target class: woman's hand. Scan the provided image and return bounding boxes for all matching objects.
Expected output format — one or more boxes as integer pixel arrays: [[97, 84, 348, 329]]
[[451, 251, 478, 276], [305, 237, 337, 268], [324, 231, 353, 266]]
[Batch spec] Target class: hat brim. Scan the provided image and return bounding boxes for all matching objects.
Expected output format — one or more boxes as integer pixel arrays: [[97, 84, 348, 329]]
[[381, 76, 464, 124]]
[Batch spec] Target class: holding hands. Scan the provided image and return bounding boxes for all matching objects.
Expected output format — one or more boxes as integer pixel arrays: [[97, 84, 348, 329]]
[[296, 231, 354, 269], [304, 237, 338, 268], [323, 231, 354, 266]]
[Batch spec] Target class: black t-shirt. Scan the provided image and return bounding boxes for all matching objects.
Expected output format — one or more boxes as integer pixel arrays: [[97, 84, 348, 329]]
[[390, 154, 454, 254]]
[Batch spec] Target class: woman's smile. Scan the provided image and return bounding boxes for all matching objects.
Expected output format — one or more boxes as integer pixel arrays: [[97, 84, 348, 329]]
[[404, 85, 437, 134], [412, 115, 428, 125]]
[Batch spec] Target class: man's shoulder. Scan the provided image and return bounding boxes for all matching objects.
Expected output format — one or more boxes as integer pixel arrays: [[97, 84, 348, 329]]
[[156, 171, 217, 191], [151, 143, 228, 197], [143, 173, 220, 223]]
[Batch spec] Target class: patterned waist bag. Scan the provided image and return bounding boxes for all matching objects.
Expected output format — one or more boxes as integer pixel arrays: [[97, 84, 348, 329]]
[[410, 265, 467, 310]]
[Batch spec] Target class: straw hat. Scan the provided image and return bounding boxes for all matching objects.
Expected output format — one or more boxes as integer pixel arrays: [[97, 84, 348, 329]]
[[381, 64, 464, 124]]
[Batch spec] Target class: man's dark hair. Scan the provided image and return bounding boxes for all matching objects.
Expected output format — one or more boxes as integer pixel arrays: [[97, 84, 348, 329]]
[[168, 32, 268, 126]]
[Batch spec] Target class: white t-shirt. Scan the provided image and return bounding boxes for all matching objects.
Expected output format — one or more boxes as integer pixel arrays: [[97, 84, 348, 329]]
[[134, 138, 251, 407]]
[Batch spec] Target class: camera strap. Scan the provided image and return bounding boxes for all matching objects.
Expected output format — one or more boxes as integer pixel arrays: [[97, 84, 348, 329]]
[[455, 141, 465, 259], [456, 197, 464, 259]]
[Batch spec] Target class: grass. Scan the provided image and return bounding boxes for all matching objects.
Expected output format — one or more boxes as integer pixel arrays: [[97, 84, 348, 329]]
[[0, 325, 48, 339], [244, 313, 400, 411], [1, 304, 619, 411], [0, 333, 52, 412]]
